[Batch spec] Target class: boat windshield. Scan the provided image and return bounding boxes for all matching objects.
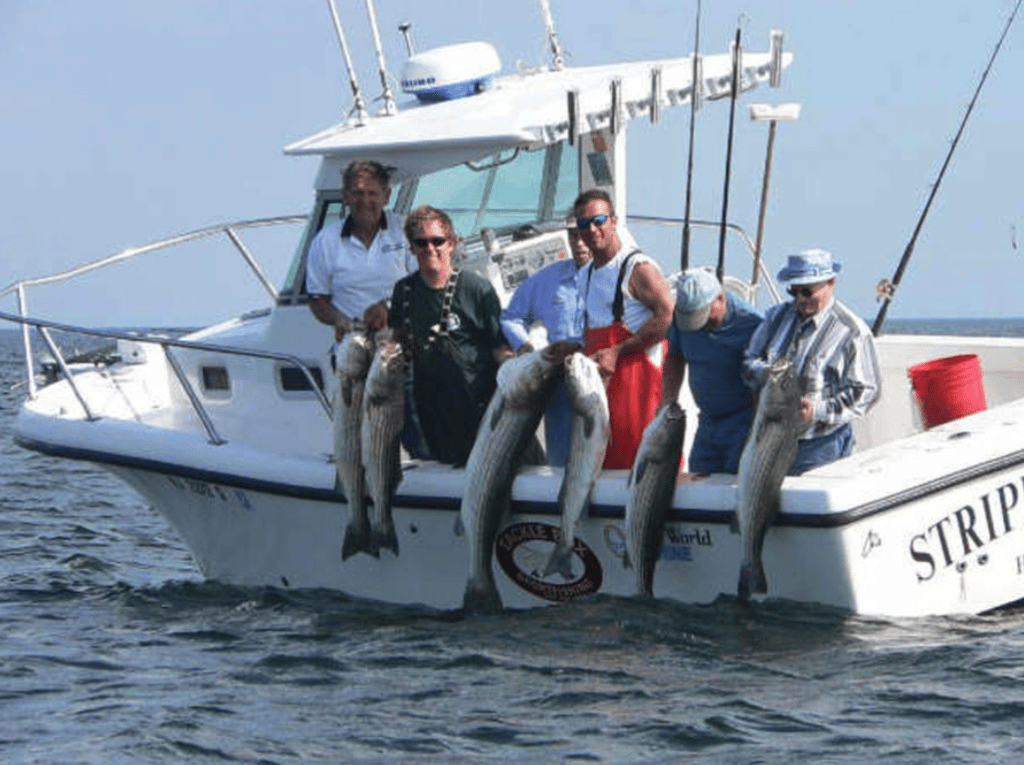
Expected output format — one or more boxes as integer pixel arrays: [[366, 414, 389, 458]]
[[277, 143, 579, 303], [400, 144, 578, 236]]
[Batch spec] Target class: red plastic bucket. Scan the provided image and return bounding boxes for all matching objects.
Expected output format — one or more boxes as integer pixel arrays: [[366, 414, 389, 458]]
[[909, 354, 987, 429]]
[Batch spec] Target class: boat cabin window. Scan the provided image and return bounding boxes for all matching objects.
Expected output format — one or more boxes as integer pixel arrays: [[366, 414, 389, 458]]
[[403, 144, 578, 238], [277, 142, 578, 303], [201, 365, 231, 395], [278, 195, 343, 303], [278, 364, 324, 393]]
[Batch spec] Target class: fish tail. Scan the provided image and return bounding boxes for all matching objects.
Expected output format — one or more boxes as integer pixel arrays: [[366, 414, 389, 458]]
[[462, 577, 503, 615], [542, 543, 574, 581], [341, 522, 375, 561], [370, 521, 400, 557], [637, 564, 655, 598], [737, 561, 768, 601]]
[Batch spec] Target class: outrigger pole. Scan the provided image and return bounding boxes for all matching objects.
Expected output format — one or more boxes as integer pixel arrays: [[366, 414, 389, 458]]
[[324, 0, 369, 125], [716, 20, 743, 282], [872, 0, 1023, 336], [680, 0, 702, 272]]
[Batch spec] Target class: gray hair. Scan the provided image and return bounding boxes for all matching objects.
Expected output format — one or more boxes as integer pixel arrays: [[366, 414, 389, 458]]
[[342, 160, 391, 192]]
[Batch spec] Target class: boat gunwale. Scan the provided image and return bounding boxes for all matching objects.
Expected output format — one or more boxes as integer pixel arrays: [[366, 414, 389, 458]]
[[16, 419, 1024, 531]]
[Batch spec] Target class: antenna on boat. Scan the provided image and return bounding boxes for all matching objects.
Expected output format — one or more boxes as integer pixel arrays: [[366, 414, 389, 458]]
[[872, 0, 1023, 336], [364, 0, 399, 116], [680, 0, 702, 272], [715, 17, 745, 282], [537, 0, 566, 70], [399, 22, 416, 56], [324, 0, 370, 125]]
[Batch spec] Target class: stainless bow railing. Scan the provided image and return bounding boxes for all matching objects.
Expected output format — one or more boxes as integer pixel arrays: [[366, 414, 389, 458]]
[[0, 215, 329, 446]]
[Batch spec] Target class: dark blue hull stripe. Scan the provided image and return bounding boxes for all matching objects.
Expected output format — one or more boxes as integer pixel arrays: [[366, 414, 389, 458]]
[[16, 435, 1024, 530]]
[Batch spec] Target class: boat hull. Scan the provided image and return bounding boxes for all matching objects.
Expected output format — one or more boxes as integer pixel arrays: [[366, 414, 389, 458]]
[[62, 432, 1024, 616], [16, 326, 1024, 617]]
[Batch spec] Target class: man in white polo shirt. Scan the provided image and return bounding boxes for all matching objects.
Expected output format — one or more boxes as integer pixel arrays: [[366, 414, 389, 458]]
[[306, 160, 415, 339]]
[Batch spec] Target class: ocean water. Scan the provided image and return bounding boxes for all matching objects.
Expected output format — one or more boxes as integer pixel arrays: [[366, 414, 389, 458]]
[[3, 324, 1024, 764]]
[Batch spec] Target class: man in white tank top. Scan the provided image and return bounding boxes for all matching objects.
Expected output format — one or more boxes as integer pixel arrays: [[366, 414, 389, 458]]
[[575, 189, 675, 469]]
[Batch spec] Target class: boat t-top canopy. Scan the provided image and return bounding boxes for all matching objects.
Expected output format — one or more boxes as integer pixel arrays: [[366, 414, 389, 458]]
[[285, 37, 792, 188]]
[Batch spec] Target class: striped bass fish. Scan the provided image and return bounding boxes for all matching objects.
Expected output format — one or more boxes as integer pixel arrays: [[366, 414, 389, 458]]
[[623, 402, 686, 597], [736, 360, 801, 601], [543, 352, 610, 580], [460, 348, 561, 614], [361, 330, 406, 557], [332, 326, 374, 560]]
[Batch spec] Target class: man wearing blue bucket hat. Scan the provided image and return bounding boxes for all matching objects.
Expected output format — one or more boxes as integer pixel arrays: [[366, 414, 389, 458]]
[[661, 267, 762, 474], [742, 249, 881, 475]]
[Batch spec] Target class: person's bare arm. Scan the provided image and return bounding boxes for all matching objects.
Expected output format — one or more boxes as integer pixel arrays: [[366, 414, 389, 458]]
[[309, 295, 352, 341], [590, 263, 674, 381], [625, 262, 674, 351], [660, 348, 686, 409]]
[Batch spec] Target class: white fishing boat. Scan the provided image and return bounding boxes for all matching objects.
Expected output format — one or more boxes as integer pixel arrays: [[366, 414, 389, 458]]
[[4, 3, 1024, 618]]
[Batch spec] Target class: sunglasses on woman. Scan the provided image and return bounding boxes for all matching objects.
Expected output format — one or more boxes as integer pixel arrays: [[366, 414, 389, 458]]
[[412, 236, 449, 248]]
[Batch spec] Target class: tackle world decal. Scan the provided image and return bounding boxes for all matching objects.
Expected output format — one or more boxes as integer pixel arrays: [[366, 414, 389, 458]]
[[604, 524, 714, 564], [494, 522, 603, 602]]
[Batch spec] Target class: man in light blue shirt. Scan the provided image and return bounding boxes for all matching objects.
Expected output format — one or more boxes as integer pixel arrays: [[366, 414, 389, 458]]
[[501, 229, 592, 466]]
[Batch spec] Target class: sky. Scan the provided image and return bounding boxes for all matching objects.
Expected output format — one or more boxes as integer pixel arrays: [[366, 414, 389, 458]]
[[1, 1, 1022, 329]]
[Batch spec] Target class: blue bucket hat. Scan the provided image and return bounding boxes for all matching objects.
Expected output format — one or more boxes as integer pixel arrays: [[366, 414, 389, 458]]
[[674, 267, 722, 331], [776, 248, 842, 285]]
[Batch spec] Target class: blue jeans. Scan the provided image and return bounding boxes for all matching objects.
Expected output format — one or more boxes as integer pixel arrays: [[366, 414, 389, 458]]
[[690, 407, 755, 474], [543, 382, 573, 468], [789, 423, 854, 475]]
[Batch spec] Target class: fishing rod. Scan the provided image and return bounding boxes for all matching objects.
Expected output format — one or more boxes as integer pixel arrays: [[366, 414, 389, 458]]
[[872, 0, 1023, 336], [680, 0, 702, 272], [715, 19, 743, 282]]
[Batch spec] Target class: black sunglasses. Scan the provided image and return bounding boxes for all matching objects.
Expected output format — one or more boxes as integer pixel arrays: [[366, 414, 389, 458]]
[[788, 282, 830, 299], [576, 214, 610, 230], [412, 236, 449, 248]]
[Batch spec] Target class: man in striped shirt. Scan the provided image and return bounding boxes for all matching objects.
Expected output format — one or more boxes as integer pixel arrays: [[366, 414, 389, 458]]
[[742, 249, 881, 475]]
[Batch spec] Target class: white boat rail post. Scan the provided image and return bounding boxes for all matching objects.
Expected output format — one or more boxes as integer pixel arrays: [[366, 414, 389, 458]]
[[363, 0, 398, 116], [324, 0, 370, 124], [15, 283, 36, 398], [223, 227, 280, 301], [162, 346, 226, 446], [35, 326, 98, 421], [747, 101, 801, 302]]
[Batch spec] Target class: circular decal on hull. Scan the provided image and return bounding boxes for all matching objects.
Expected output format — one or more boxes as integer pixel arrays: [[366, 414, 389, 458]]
[[494, 522, 603, 602]]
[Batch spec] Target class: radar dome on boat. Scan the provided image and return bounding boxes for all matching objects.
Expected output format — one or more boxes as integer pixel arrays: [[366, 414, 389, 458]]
[[400, 42, 501, 103]]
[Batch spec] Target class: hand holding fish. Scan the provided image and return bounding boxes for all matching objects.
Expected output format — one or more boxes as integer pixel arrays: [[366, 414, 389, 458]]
[[590, 344, 619, 385], [544, 341, 583, 364], [362, 300, 389, 331], [800, 396, 814, 422]]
